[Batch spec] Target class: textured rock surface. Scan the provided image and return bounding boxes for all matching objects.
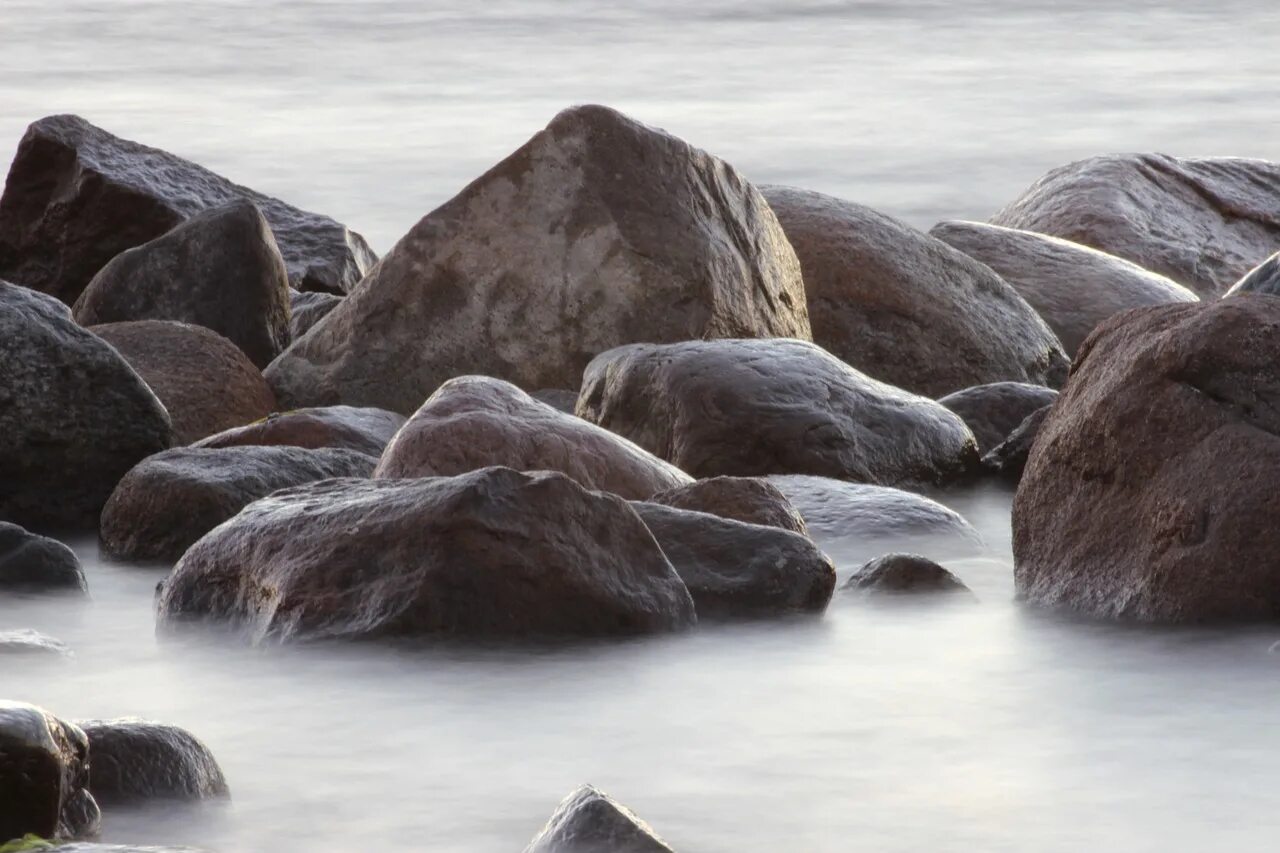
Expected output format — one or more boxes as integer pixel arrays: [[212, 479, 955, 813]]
[[982, 405, 1051, 482], [938, 381, 1059, 455], [761, 185, 1067, 396], [843, 553, 974, 598], [650, 476, 807, 534], [374, 377, 691, 500], [0, 114, 376, 303], [0, 523, 85, 593], [0, 701, 99, 842], [193, 406, 405, 458], [1224, 250, 1280, 298], [76, 719, 228, 805], [931, 220, 1198, 355], [524, 785, 675, 853], [990, 153, 1280, 298], [265, 104, 810, 413], [288, 288, 341, 340], [0, 282, 172, 529], [91, 320, 277, 445], [1013, 296, 1280, 622], [156, 468, 697, 643], [530, 388, 579, 415], [578, 339, 978, 487]]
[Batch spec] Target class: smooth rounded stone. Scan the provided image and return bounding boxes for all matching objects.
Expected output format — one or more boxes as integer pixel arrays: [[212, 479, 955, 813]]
[[1014, 296, 1280, 622], [578, 339, 979, 488], [374, 377, 691, 500], [930, 220, 1198, 356], [0, 701, 99, 842], [524, 785, 675, 853], [266, 104, 810, 414], [75, 719, 228, 805], [0, 114, 376, 304], [631, 502, 835, 618], [90, 321, 277, 445], [760, 185, 1067, 397], [192, 406, 406, 458], [649, 477, 807, 534], [0, 282, 172, 529], [530, 388, 579, 415], [0, 523, 85, 593], [0, 630, 72, 658], [72, 201, 290, 368], [100, 446, 377, 563], [843, 553, 975, 598], [1224, 250, 1280, 298], [938, 381, 1059, 455], [981, 405, 1051, 482], [990, 153, 1280, 298], [288, 288, 341, 340], [156, 468, 698, 644]]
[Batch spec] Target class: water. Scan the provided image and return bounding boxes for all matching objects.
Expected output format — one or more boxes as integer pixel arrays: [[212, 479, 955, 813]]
[[4, 1, 1280, 850]]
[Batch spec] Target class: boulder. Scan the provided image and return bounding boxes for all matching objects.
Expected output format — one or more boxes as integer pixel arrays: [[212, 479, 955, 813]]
[[288, 289, 341, 340], [631, 502, 835, 618], [981, 405, 1051, 482], [0, 114, 376, 303], [156, 468, 697, 643], [265, 104, 810, 413], [760, 185, 1067, 396], [75, 719, 227, 805], [1013, 296, 1280, 622], [373, 377, 691, 500], [990, 153, 1280, 298], [524, 785, 675, 853], [930, 220, 1198, 355], [0, 282, 172, 529], [0, 701, 99, 842], [0, 630, 72, 658], [938, 381, 1059, 455], [578, 339, 978, 488], [843, 553, 975, 598], [0, 523, 85, 593], [100, 446, 377, 563], [72, 201, 290, 368], [649, 477, 807, 534], [90, 321, 276, 445], [193, 406, 405, 458], [1225, 250, 1280, 298]]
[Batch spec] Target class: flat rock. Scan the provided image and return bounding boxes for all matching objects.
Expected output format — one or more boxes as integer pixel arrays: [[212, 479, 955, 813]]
[[0, 701, 99, 842], [981, 405, 1051, 482], [1224, 250, 1280, 298], [938, 381, 1059, 455], [288, 289, 341, 340], [524, 785, 675, 853], [0, 523, 85, 593], [0, 629, 72, 658], [193, 406, 405, 458], [843, 553, 975, 598], [649, 476, 807, 534], [75, 719, 228, 805]]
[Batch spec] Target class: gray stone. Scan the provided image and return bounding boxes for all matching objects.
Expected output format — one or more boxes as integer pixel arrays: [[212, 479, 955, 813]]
[[524, 785, 675, 853], [0, 701, 99, 842], [938, 381, 1059, 455], [288, 289, 342, 340], [193, 405, 405, 458], [0, 523, 85, 593], [75, 719, 228, 805], [843, 553, 975, 598], [649, 476, 807, 534], [981, 405, 1051, 482], [1225, 250, 1280, 298]]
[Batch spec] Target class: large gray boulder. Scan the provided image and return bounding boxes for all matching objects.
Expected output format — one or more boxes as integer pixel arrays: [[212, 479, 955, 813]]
[[265, 104, 811, 413], [1224, 250, 1280, 298], [193, 405, 405, 458], [761, 185, 1067, 397], [75, 719, 228, 805], [0, 523, 85, 593], [938, 381, 1059, 455], [524, 785, 675, 853], [0, 701, 99, 842]]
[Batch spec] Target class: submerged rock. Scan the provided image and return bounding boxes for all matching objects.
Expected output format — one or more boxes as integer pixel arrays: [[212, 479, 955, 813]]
[[938, 382, 1058, 455], [0, 701, 99, 842], [649, 476, 807, 534], [981, 405, 1051, 482], [843, 553, 975, 598], [0, 523, 85, 593], [1224, 250, 1280, 298], [0, 629, 72, 658], [524, 785, 675, 853], [75, 719, 228, 805], [193, 406, 406, 458], [288, 289, 341, 340]]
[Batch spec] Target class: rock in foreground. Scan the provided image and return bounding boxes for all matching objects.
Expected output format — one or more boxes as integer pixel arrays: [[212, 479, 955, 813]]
[[0, 523, 85, 593], [843, 553, 974, 599], [193, 405, 405, 457], [524, 785, 675, 853], [649, 476, 807, 534], [938, 382, 1058, 455], [75, 719, 228, 805], [0, 701, 99, 842]]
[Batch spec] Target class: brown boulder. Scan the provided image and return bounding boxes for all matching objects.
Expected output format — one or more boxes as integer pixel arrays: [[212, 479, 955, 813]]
[[194, 405, 406, 457], [649, 476, 807, 534], [75, 719, 228, 805]]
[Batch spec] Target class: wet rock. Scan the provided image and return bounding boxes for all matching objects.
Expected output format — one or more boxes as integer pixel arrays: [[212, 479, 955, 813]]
[[0, 282, 172, 528], [649, 477, 807, 534], [288, 289, 341, 340], [90, 321, 277, 445], [761, 185, 1067, 397], [981, 405, 1051, 483], [938, 381, 1059, 455], [0, 630, 72, 658], [990, 153, 1280, 298], [156, 468, 697, 643], [75, 719, 227, 805], [100, 445, 376, 563], [843, 553, 975, 598], [373, 377, 690, 500], [524, 785, 675, 853], [1224, 250, 1280, 298], [578, 339, 978, 488], [1014, 296, 1280, 622], [192, 406, 405, 458], [0, 701, 99, 842], [0, 523, 85, 593], [631, 502, 835, 618], [930, 220, 1198, 355], [72, 201, 290, 368], [265, 104, 810, 413], [530, 389, 579, 415], [0, 114, 376, 303]]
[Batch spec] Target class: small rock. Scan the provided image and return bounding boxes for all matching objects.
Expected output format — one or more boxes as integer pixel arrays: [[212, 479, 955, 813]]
[[0, 630, 72, 658], [523, 785, 675, 853], [193, 406, 406, 458], [938, 382, 1058, 455], [0, 701, 99, 842], [75, 719, 228, 805], [649, 477, 807, 534], [981, 405, 1051, 482], [843, 553, 975, 598], [0, 523, 85, 593]]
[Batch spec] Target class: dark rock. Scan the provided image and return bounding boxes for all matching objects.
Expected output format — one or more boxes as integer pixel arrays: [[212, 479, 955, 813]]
[[649, 477, 807, 534], [524, 785, 675, 853], [530, 389, 579, 415], [761, 185, 1067, 397], [288, 289, 341, 340], [0, 114, 376, 303], [631, 502, 835, 618], [90, 320, 277, 445], [100, 445, 376, 563], [931, 220, 1198, 355], [990, 153, 1280, 298], [373, 376, 690, 500], [156, 468, 697, 643], [938, 381, 1059, 455], [0, 701, 99, 842], [75, 719, 227, 805], [0, 282, 172, 529], [0, 523, 85, 593], [1225, 250, 1280, 298], [265, 104, 810, 413], [192, 406, 405, 458], [0, 630, 72, 658], [578, 339, 978, 488], [843, 553, 975, 598], [981, 405, 1051, 482]]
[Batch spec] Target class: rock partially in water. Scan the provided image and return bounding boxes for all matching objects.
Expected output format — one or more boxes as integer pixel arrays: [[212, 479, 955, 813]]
[[843, 553, 975, 599], [74, 719, 228, 805], [288, 289, 341, 340], [578, 339, 978, 488], [524, 785, 675, 853], [1224, 250, 1280, 298], [0, 701, 99, 842], [761, 185, 1067, 397], [0, 114, 376, 303], [0, 630, 72, 658], [938, 381, 1059, 456], [156, 468, 697, 643], [0, 282, 173, 529], [265, 104, 810, 413], [990, 153, 1280, 298], [90, 321, 277, 445], [649, 476, 807, 534], [374, 376, 690, 500], [100, 446, 376, 563], [193, 406, 406, 458], [981, 405, 1051, 483], [0, 523, 85, 593]]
